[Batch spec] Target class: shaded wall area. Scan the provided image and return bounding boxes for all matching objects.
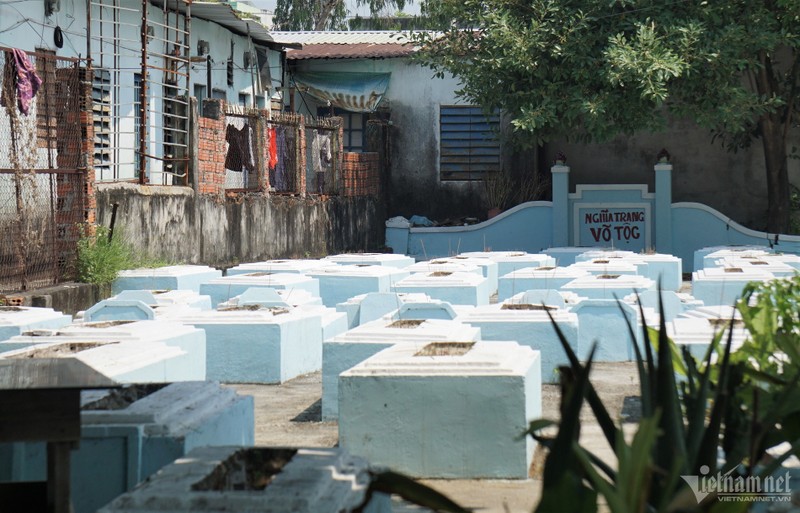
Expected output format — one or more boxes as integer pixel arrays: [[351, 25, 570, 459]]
[[96, 183, 386, 267]]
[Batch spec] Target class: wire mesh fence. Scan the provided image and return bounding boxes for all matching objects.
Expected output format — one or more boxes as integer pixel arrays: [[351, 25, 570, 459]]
[[1, 48, 88, 174], [1, 47, 90, 292], [0, 171, 85, 292]]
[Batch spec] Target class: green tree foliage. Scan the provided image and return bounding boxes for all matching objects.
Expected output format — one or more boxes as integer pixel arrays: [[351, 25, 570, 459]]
[[414, 0, 800, 232], [274, 0, 410, 31]]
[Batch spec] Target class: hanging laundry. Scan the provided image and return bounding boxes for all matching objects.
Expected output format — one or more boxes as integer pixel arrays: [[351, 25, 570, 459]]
[[274, 126, 289, 191], [6, 49, 43, 116], [268, 127, 278, 169], [310, 129, 322, 174], [319, 133, 332, 166], [224, 122, 255, 173]]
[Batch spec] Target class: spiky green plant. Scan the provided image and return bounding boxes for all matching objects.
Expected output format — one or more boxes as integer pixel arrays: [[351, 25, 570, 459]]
[[529, 285, 800, 513]]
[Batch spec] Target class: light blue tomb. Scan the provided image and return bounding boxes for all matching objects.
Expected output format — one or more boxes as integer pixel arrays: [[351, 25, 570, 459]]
[[392, 271, 490, 306], [113, 265, 222, 294], [322, 318, 482, 420], [497, 266, 589, 301], [0, 381, 254, 513], [338, 341, 541, 479], [306, 265, 411, 307], [0, 306, 72, 342], [459, 303, 578, 383], [166, 308, 323, 383], [572, 299, 642, 362], [199, 273, 321, 308]]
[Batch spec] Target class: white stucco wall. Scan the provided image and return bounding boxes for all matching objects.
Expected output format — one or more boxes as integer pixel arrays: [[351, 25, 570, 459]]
[[0, 0, 280, 182], [291, 57, 492, 219]]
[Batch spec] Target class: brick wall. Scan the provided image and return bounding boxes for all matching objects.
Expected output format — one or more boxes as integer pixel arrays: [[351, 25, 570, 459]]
[[197, 114, 227, 195], [342, 152, 380, 197]]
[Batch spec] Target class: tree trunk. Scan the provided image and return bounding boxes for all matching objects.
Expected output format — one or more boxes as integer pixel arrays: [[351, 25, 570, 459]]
[[754, 52, 791, 234], [759, 114, 790, 234]]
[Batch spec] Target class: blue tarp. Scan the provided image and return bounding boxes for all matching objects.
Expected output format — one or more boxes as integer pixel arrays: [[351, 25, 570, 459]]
[[292, 71, 391, 113]]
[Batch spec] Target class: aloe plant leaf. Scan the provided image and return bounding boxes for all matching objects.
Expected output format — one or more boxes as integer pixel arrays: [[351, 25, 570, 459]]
[[546, 308, 618, 452], [543, 345, 597, 487], [652, 286, 688, 502], [615, 293, 652, 418], [367, 470, 471, 513]]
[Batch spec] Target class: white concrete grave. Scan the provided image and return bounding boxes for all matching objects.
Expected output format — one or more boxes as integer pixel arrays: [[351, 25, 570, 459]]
[[339, 341, 541, 479], [622, 290, 703, 323], [666, 317, 750, 359], [115, 289, 213, 310], [698, 246, 773, 270], [459, 301, 578, 383], [568, 259, 642, 276], [712, 257, 797, 277], [561, 273, 655, 300], [1, 382, 254, 513], [199, 272, 321, 308], [0, 339, 195, 383], [392, 271, 490, 306], [78, 290, 213, 322], [406, 259, 484, 277], [36, 320, 206, 376], [335, 292, 430, 329], [162, 308, 322, 383], [323, 252, 415, 269], [636, 253, 684, 291], [0, 305, 71, 342], [226, 259, 338, 276], [429, 256, 499, 294], [691, 267, 775, 306], [388, 300, 475, 321], [544, 246, 611, 267], [113, 265, 222, 294], [217, 288, 346, 341], [762, 252, 800, 270], [507, 289, 587, 307], [306, 265, 410, 307], [571, 300, 643, 362], [99, 446, 391, 513], [460, 251, 556, 277], [217, 287, 323, 309], [322, 318, 481, 420], [498, 265, 590, 301]]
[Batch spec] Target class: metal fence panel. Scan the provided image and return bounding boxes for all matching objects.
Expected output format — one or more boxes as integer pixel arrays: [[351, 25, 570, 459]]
[[1, 47, 89, 292], [0, 172, 85, 292]]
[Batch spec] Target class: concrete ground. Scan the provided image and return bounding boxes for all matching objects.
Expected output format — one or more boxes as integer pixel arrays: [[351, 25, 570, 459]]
[[228, 361, 640, 513]]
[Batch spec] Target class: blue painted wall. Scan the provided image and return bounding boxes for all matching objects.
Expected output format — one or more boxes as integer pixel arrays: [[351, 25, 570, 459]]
[[387, 164, 800, 271], [404, 202, 553, 260]]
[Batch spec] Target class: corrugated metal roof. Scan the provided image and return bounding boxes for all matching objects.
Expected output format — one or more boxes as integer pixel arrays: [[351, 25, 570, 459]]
[[286, 42, 415, 60], [150, 0, 275, 44], [270, 31, 415, 45]]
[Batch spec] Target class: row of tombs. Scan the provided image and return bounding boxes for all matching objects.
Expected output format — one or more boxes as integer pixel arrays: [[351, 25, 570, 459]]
[[0, 245, 795, 513]]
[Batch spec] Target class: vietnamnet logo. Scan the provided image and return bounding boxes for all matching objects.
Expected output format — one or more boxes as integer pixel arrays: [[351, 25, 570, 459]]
[[680, 465, 793, 503]]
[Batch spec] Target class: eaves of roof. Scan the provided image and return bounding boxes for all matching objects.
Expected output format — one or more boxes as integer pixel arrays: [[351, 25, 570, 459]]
[[286, 42, 416, 60], [148, 0, 279, 46]]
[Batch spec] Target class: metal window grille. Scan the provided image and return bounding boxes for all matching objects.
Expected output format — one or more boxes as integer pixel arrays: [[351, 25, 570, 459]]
[[439, 105, 501, 181]]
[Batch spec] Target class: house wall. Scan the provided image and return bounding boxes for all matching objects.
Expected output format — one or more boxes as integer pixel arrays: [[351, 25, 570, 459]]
[[0, 1, 280, 183], [290, 55, 799, 231], [290, 58, 494, 221], [95, 183, 387, 266]]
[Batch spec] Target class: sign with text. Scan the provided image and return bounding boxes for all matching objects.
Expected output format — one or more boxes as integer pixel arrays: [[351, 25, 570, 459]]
[[575, 205, 649, 251]]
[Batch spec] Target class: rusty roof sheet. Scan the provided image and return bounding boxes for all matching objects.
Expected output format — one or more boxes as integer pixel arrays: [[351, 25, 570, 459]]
[[286, 42, 416, 60], [270, 31, 415, 45]]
